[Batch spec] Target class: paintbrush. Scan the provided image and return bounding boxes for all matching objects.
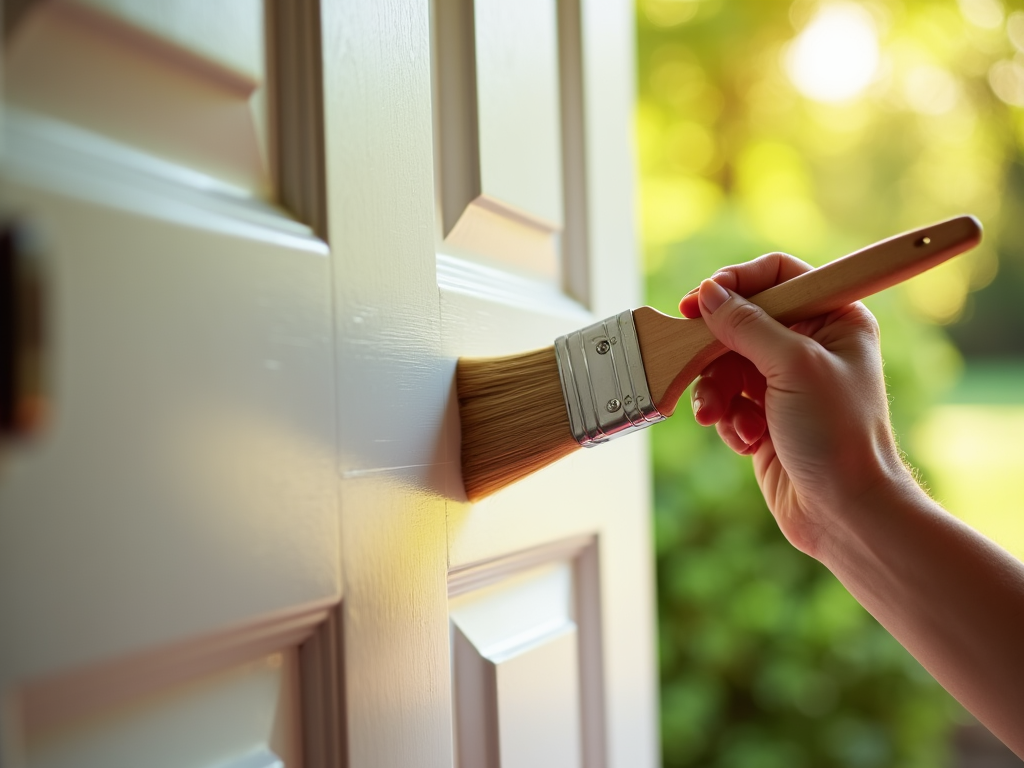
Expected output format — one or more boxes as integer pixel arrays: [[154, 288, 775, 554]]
[[457, 215, 982, 501]]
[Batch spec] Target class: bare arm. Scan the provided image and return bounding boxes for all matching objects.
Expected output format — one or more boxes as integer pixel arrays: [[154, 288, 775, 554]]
[[822, 464, 1024, 751], [681, 256, 1024, 754]]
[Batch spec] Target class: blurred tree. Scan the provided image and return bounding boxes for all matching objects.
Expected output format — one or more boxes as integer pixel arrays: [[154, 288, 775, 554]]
[[637, 0, 1024, 765]]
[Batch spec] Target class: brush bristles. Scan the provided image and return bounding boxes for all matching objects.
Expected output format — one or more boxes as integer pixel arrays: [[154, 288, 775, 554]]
[[457, 346, 580, 501]]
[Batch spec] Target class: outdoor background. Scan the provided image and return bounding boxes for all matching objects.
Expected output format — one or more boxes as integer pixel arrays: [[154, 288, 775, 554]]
[[635, 0, 1024, 765]]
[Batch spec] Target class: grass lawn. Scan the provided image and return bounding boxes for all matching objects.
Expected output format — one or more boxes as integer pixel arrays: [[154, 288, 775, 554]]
[[910, 361, 1024, 562]]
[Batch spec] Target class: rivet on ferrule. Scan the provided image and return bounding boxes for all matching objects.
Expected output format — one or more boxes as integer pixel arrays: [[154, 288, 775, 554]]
[[553, 310, 665, 447]]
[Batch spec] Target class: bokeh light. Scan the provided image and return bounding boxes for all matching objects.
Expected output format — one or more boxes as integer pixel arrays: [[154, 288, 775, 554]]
[[638, 0, 1024, 762], [785, 3, 881, 103], [642, 0, 701, 28], [958, 0, 1005, 29], [989, 56, 1024, 105], [904, 64, 960, 114]]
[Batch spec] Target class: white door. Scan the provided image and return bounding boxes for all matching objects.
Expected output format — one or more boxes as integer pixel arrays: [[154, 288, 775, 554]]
[[330, 0, 658, 766], [0, 0, 657, 766], [1, 2, 337, 767]]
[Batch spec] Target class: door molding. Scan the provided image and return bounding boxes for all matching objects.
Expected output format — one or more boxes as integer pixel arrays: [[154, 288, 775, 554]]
[[18, 596, 338, 737], [448, 534, 608, 767]]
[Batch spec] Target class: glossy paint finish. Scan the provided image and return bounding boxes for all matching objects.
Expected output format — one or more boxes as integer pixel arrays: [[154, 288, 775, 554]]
[[328, 0, 656, 765], [0, 1, 656, 765], [24, 653, 300, 768], [0, 3, 337, 764], [0, 111, 339, 685], [322, 0, 453, 766]]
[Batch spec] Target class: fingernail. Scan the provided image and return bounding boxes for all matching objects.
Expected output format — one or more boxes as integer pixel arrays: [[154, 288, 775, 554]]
[[699, 279, 730, 314], [691, 397, 703, 417]]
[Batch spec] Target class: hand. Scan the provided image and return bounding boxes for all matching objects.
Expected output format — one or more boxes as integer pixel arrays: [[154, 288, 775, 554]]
[[683, 256, 1024, 757], [679, 253, 913, 559]]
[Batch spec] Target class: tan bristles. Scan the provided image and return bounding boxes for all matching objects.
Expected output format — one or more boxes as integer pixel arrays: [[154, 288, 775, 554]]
[[457, 346, 580, 501]]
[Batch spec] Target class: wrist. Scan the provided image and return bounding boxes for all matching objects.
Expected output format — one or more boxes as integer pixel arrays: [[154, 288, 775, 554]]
[[814, 454, 927, 570]]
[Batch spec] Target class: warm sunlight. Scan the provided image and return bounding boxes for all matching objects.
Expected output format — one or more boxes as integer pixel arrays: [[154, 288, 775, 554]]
[[785, 2, 881, 103]]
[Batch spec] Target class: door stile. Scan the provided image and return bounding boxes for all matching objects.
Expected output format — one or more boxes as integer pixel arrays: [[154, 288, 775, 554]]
[[321, 1, 455, 767]]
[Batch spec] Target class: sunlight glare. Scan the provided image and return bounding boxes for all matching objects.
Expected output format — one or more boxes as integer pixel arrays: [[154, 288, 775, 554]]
[[785, 3, 880, 103], [989, 58, 1024, 106], [904, 65, 959, 114], [1008, 11, 1024, 52], [643, 0, 700, 28], [958, 0, 1005, 29]]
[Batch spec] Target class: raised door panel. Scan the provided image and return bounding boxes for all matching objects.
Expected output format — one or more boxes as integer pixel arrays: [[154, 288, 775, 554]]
[[321, 0, 656, 765], [435, 0, 659, 766], [5, 0, 271, 196], [449, 541, 608, 768], [434, 0, 567, 279], [24, 652, 301, 768], [0, 111, 337, 689], [0, 2, 339, 765]]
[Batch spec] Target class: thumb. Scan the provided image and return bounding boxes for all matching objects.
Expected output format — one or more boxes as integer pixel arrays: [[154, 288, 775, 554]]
[[698, 278, 809, 378]]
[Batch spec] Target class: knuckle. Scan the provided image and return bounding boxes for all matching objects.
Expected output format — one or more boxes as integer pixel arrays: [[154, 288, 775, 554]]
[[710, 269, 738, 291], [756, 252, 789, 266], [726, 301, 764, 333], [779, 337, 821, 371], [858, 306, 881, 338]]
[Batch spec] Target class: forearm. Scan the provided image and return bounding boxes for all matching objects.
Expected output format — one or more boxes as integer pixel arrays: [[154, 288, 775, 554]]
[[818, 471, 1024, 755]]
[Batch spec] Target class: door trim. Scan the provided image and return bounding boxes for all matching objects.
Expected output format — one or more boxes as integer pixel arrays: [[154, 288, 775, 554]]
[[18, 596, 337, 736]]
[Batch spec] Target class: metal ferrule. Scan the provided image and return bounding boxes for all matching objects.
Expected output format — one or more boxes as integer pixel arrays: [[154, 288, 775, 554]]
[[554, 310, 665, 447]]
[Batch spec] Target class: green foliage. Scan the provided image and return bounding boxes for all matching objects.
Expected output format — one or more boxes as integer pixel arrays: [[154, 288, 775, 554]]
[[635, 0, 1024, 763], [648, 212, 961, 767]]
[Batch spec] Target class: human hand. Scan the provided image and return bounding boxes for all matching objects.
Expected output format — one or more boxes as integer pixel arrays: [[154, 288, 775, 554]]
[[679, 254, 913, 559]]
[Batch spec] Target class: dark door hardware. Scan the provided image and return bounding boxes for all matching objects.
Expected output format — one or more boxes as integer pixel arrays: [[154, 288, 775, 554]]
[[1, 219, 47, 439]]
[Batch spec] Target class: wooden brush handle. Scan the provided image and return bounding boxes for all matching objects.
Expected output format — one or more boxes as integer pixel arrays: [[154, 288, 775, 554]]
[[634, 215, 983, 416]]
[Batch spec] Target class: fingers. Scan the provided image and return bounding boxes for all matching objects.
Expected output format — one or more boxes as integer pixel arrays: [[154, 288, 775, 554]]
[[692, 353, 768, 454], [697, 280, 812, 379], [679, 252, 814, 318], [679, 285, 703, 318], [691, 352, 766, 426], [715, 396, 767, 455], [721, 252, 815, 295]]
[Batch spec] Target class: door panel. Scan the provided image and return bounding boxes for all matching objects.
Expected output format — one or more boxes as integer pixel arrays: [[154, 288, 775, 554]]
[[5, 0, 271, 196], [0, 110, 337, 685], [0, 2, 338, 765], [2, 1, 655, 766], [24, 651, 300, 768], [330, 0, 656, 766], [434, 0, 565, 278], [438, 0, 657, 763], [74, 0, 265, 79], [449, 539, 605, 768]]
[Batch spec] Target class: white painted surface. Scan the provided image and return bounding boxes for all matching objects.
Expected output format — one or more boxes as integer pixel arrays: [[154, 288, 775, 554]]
[[450, 562, 584, 768], [494, 628, 582, 768], [1, 2, 657, 767], [25, 653, 298, 768], [5, 1, 270, 195], [450, 562, 575, 651], [473, 0, 564, 228], [0, 117, 338, 685], [433, 0, 565, 279], [330, 0, 656, 766], [0, 4, 337, 764], [77, 0, 265, 81], [440, 2, 659, 766], [322, 1, 454, 764]]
